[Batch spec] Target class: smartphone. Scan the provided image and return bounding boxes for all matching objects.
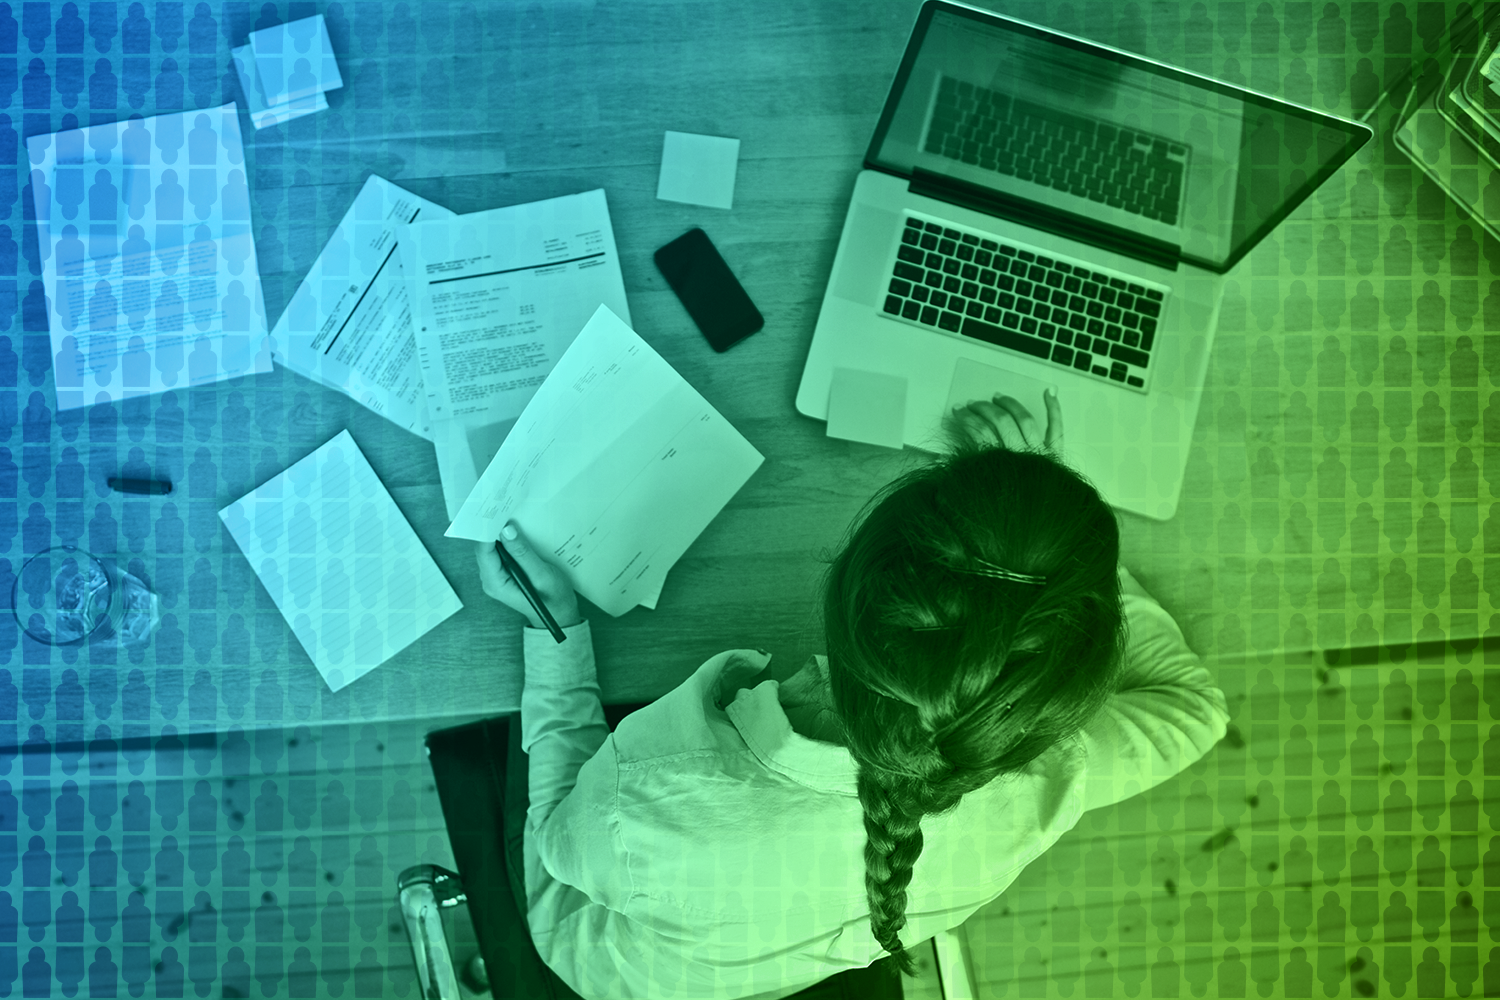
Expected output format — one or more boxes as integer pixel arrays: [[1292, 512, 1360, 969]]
[[653, 228, 764, 352]]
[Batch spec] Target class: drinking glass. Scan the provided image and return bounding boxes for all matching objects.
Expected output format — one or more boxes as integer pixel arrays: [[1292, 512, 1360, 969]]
[[10, 547, 160, 648]]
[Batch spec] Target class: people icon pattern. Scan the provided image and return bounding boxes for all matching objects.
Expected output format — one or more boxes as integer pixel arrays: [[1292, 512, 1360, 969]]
[[0, 1, 1490, 997]]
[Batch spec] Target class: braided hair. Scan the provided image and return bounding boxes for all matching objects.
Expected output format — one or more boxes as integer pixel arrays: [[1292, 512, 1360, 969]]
[[819, 437, 1126, 979]]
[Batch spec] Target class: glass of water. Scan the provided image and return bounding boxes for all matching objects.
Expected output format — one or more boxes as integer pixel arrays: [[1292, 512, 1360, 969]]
[[10, 547, 160, 648]]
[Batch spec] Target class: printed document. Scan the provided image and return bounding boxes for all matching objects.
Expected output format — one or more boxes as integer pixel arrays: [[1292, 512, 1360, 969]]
[[272, 175, 451, 440], [219, 429, 463, 693], [27, 104, 272, 409], [446, 304, 764, 617], [399, 189, 630, 520]]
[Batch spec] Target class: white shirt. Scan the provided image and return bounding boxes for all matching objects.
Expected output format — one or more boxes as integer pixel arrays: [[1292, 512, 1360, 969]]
[[517, 567, 1229, 999]]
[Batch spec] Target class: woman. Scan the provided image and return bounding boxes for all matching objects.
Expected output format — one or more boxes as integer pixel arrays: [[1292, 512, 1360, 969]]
[[473, 393, 1230, 999]]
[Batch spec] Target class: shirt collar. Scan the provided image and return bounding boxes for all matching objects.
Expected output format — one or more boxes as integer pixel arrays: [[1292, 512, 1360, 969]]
[[721, 653, 861, 795]]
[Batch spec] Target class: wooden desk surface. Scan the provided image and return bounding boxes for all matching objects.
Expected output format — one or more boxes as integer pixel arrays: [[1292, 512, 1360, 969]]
[[13, 0, 1487, 729]]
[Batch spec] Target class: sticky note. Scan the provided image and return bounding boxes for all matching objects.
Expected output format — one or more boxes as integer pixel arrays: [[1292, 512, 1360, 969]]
[[826, 368, 907, 450], [250, 13, 344, 108], [656, 131, 740, 210], [232, 44, 328, 130]]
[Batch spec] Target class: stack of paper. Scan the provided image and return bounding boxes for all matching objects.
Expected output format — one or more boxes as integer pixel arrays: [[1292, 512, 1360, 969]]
[[271, 175, 451, 441], [445, 304, 765, 618], [219, 429, 463, 693], [232, 14, 344, 130], [26, 105, 273, 410]]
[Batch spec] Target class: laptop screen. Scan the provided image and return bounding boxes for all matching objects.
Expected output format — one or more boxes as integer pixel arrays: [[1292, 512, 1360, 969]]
[[867, 3, 1371, 274]]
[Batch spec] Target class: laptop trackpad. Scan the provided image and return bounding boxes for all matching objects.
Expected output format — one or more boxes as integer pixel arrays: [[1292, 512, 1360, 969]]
[[943, 357, 1060, 435], [832, 203, 901, 307]]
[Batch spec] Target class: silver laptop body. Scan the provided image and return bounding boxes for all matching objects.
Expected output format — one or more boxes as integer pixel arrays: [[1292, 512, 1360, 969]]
[[796, 0, 1371, 520]]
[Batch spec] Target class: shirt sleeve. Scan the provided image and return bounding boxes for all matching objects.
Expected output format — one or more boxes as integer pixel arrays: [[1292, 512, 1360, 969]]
[[1076, 566, 1231, 814]]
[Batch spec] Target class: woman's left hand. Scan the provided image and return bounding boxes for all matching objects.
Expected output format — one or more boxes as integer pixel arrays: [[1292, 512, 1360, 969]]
[[474, 522, 583, 630]]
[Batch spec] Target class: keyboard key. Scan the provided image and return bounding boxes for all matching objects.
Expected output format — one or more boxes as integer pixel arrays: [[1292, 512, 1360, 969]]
[[1069, 295, 1087, 312], [890, 278, 912, 296], [997, 274, 1014, 292], [1085, 301, 1103, 319], [1108, 277, 1127, 290], [902, 299, 921, 320], [1001, 311, 1020, 329], [1098, 287, 1116, 305], [902, 228, 921, 245], [938, 238, 957, 256], [961, 263, 978, 280], [966, 300, 985, 318], [884, 295, 903, 315], [980, 238, 998, 251], [1064, 276, 1081, 293], [1021, 317, 1037, 334], [1105, 324, 1123, 342], [1092, 365, 1109, 377], [985, 306, 1002, 323], [926, 252, 944, 268], [980, 269, 998, 286], [1145, 288, 1164, 301], [979, 287, 997, 304], [939, 310, 964, 332], [998, 244, 1015, 256], [961, 233, 979, 245], [944, 276, 962, 293], [975, 250, 993, 266], [1036, 256, 1054, 267], [921, 305, 939, 325], [1127, 375, 1144, 387], [961, 317, 1053, 359], [960, 280, 978, 298], [1017, 249, 1035, 262], [943, 259, 963, 275], [1127, 282, 1145, 295], [1109, 343, 1149, 367], [920, 233, 939, 250], [1068, 313, 1087, 331], [898, 245, 926, 264], [1123, 329, 1139, 347], [932, 291, 950, 308], [1034, 304, 1051, 321], [1117, 292, 1134, 310], [942, 228, 961, 240], [905, 217, 923, 229], [1055, 262, 1072, 273], [924, 222, 944, 233], [1051, 344, 1074, 365], [1016, 299, 1033, 316], [1137, 298, 1161, 318], [1082, 281, 1100, 298], [1009, 259, 1029, 277], [1104, 305, 1121, 323], [1075, 335, 1091, 352], [1086, 319, 1104, 335], [997, 292, 1015, 310], [1073, 352, 1092, 371], [956, 243, 975, 262], [1055, 328, 1073, 346], [1122, 312, 1139, 329], [1029, 265, 1047, 282], [1039, 322, 1056, 340], [1139, 324, 1156, 352], [894, 262, 925, 282], [1109, 362, 1128, 382]]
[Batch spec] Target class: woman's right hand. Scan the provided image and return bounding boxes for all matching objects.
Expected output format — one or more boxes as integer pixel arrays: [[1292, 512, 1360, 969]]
[[948, 389, 1064, 454]]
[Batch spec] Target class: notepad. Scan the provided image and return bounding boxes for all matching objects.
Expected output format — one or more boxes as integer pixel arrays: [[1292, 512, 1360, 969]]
[[219, 429, 463, 692]]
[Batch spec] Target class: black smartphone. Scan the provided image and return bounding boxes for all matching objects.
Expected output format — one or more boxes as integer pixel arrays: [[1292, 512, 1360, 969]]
[[653, 228, 764, 352]]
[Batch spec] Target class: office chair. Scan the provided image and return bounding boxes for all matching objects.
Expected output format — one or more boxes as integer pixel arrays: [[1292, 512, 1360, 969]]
[[396, 701, 906, 999]]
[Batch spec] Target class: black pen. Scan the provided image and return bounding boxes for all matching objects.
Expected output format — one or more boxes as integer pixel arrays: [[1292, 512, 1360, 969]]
[[108, 477, 173, 495], [495, 540, 568, 644]]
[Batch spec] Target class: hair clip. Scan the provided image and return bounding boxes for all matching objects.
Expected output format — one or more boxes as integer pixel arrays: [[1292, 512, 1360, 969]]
[[966, 557, 1046, 586], [909, 623, 959, 632]]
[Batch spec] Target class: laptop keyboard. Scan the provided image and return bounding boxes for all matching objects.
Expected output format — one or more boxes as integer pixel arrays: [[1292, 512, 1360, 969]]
[[925, 76, 1187, 225], [882, 215, 1166, 393]]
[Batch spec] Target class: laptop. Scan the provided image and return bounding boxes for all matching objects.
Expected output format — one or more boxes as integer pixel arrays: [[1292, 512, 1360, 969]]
[[796, 0, 1371, 519]]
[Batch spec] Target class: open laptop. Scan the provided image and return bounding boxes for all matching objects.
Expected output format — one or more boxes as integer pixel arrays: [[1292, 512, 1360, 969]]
[[796, 1, 1371, 519]]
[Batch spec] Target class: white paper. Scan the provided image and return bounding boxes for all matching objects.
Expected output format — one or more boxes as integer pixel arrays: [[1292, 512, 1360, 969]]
[[219, 429, 463, 693], [400, 188, 630, 521], [232, 44, 328, 131], [250, 13, 344, 108], [27, 105, 273, 410], [656, 131, 740, 210], [446, 304, 764, 618], [272, 175, 452, 441]]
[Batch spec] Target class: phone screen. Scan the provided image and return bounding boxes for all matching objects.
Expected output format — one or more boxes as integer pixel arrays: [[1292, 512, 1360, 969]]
[[653, 228, 764, 352]]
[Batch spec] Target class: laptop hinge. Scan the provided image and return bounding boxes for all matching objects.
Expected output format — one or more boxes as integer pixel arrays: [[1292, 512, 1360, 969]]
[[909, 168, 1181, 272]]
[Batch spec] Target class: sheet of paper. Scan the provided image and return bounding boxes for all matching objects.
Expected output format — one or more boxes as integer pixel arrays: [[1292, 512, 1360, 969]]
[[271, 175, 453, 441], [219, 429, 463, 693], [400, 188, 631, 520], [250, 13, 344, 108], [826, 367, 907, 449], [445, 304, 764, 618], [656, 131, 740, 210], [27, 105, 273, 410], [232, 44, 328, 131]]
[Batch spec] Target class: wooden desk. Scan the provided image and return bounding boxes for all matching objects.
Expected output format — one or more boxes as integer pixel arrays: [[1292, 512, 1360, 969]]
[[17, 0, 1487, 733]]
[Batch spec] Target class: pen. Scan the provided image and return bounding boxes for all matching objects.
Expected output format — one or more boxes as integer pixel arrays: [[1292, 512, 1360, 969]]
[[108, 478, 173, 495], [494, 540, 568, 644]]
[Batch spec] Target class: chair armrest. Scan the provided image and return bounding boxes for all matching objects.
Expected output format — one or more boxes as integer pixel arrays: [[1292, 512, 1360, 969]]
[[397, 864, 467, 1000]]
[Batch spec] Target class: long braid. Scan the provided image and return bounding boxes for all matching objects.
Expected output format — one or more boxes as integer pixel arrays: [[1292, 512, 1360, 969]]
[[855, 770, 927, 978]]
